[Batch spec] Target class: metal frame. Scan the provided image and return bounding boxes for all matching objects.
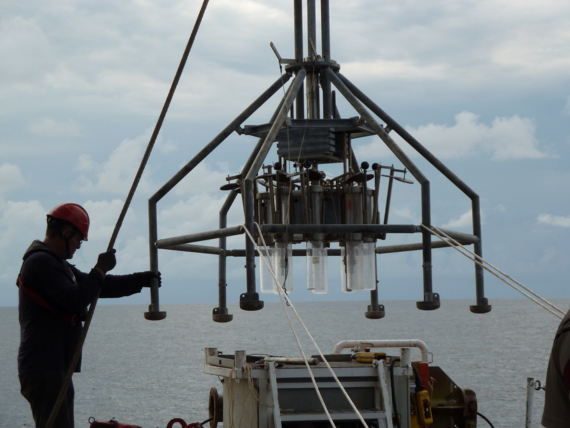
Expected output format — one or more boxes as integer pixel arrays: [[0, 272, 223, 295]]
[[146, 0, 490, 322]]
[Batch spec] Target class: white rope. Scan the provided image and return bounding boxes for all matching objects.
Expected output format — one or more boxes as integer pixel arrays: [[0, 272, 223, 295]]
[[245, 223, 371, 428], [421, 224, 564, 320], [426, 224, 564, 317]]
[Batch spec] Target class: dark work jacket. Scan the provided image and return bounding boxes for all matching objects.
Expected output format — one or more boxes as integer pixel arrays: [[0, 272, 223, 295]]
[[18, 240, 146, 374]]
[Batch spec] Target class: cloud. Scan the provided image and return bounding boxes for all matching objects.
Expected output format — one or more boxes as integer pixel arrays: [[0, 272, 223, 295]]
[[82, 199, 126, 241], [336, 0, 570, 86], [174, 161, 232, 196], [342, 60, 448, 82], [75, 131, 156, 195], [443, 210, 474, 229], [159, 193, 230, 240], [0, 16, 55, 88], [28, 117, 81, 137], [537, 214, 570, 228], [392, 207, 418, 222], [0, 163, 26, 196], [356, 111, 550, 161], [0, 200, 46, 302]]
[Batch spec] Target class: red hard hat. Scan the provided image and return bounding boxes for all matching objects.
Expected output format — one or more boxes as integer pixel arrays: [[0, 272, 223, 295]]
[[47, 203, 90, 241]]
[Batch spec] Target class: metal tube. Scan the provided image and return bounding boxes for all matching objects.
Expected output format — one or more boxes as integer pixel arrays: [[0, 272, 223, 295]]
[[214, 189, 239, 322], [321, 0, 330, 60], [261, 224, 419, 234], [376, 238, 476, 254], [421, 181, 433, 305], [306, 0, 318, 118], [332, 340, 430, 363], [225, 240, 474, 257], [373, 165, 381, 224], [149, 73, 291, 205], [147, 200, 163, 317], [326, 69, 437, 309], [436, 228, 480, 243], [156, 226, 244, 247], [320, 0, 332, 118], [226, 248, 343, 257], [369, 289, 380, 311], [244, 179, 256, 294], [160, 243, 224, 255], [383, 168, 394, 225], [294, 0, 304, 119], [525, 378, 536, 428], [338, 73, 488, 312], [321, 76, 332, 119], [307, 0, 317, 60]]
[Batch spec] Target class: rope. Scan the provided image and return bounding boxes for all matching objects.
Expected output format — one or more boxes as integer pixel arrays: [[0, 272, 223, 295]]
[[44, 3, 210, 427], [245, 364, 273, 408], [244, 223, 372, 428], [421, 224, 564, 320]]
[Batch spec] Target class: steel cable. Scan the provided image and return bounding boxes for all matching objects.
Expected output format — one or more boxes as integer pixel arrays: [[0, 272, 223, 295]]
[[421, 224, 564, 319]]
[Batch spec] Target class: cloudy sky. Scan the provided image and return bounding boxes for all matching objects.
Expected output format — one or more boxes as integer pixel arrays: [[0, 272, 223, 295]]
[[1, 0, 569, 311]]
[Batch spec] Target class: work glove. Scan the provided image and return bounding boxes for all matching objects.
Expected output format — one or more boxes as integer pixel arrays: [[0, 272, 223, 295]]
[[95, 249, 117, 273], [139, 271, 161, 288]]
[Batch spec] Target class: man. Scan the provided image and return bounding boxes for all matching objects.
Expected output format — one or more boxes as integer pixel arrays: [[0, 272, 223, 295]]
[[17, 202, 159, 428], [542, 309, 570, 427]]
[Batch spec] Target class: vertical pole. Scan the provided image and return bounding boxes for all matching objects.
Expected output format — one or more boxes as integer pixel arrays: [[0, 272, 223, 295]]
[[420, 182, 435, 308], [320, 0, 332, 118], [145, 200, 167, 320], [307, 0, 318, 119], [213, 189, 238, 322], [525, 378, 535, 428], [294, 0, 305, 119], [307, 0, 316, 60], [472, 197, 487, 308]]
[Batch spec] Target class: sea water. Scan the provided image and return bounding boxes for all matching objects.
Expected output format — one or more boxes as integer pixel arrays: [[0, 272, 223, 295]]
[[1, 298, 567, 428]]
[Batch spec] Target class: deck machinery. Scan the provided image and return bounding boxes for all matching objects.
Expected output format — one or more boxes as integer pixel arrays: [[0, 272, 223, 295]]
[[144, 1, 489, 427], [204, 341, 478, 428]]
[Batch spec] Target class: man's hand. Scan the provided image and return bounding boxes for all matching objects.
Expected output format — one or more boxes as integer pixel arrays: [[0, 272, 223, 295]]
[[139, 271, 161, 288], [95, 249, 117, 273]]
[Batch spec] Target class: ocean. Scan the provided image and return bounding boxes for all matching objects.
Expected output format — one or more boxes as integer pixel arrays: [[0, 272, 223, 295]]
[[1, 298, 567, 428]]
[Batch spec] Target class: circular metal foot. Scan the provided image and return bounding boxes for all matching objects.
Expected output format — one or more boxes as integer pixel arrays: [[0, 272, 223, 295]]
[[144, 311, 167, 321], [365, 304, 385, 319], [365, 311, 385, 319], [212, 307, 233, 323], [239, 293, 264, 311], [416, 300, 441, 311], [212, 313, 234, 323], [470, 304, 492, 314]]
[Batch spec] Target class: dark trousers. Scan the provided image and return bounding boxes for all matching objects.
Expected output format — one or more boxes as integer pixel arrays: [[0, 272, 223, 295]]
[[19, 370, 75, 428]]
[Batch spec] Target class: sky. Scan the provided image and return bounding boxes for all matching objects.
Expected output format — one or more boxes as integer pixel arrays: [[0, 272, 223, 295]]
[[1, 0, 569, 311]]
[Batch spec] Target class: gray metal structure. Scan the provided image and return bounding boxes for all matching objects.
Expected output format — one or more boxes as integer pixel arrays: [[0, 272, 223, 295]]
[[204, 347, 410, 428], [144, 0, 491, 322], [203, 341, 478, 428]]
